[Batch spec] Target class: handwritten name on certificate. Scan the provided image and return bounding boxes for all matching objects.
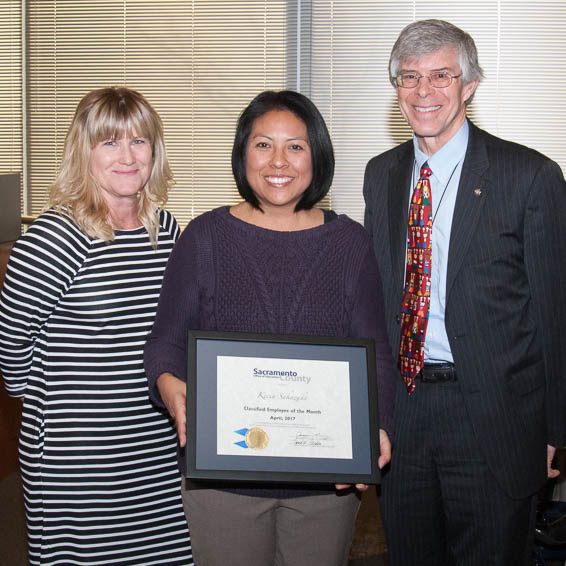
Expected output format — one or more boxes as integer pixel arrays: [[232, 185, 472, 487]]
[[216, 356, 352, 459]]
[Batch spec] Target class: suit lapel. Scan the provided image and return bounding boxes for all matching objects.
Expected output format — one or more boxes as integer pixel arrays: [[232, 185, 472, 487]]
[[389, 144, 414, 290], [446, 122, 490, 300]]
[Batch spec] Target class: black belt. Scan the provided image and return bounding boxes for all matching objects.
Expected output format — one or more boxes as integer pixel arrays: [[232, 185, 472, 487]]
[[416, 363, 457, 383]]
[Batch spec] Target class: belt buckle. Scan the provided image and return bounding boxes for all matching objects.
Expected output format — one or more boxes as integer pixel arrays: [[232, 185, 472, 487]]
[[420, 363, 456, 383]]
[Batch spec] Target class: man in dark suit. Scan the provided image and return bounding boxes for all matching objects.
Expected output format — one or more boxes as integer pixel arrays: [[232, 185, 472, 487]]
[[363, 19, 566, 565]]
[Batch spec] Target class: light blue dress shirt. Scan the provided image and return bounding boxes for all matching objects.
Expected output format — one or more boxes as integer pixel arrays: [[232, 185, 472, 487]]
[[412, 120, 469, 363]]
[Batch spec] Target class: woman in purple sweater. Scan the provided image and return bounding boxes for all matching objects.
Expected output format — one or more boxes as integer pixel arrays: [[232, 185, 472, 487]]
[[144, 90, 395, 566]]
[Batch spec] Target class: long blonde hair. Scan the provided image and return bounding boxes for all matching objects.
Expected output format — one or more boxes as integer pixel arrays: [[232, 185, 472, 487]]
[[48, 87, 173, 246]]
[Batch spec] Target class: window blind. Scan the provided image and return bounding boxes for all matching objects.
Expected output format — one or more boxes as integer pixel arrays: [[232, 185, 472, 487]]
[[0, 0, 22, 176], [308, 0, 566, 222], [3, 1, 566, 226], [26, 0, 291, 227]]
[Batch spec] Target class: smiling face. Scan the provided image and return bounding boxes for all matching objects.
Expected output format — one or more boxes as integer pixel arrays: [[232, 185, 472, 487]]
[[245, 109, 313, 213], [89, 133, 153, 209], [397, 47, 478, 156]]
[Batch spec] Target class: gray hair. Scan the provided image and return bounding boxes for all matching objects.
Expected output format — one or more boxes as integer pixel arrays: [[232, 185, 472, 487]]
[[389, 19, 484, 89]]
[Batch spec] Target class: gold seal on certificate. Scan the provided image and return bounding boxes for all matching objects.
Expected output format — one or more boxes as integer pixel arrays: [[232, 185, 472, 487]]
[[245, 427, 270, 450]]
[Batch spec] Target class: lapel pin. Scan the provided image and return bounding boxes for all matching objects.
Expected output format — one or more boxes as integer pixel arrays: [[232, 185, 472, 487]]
[[474, 188, 482, 196]]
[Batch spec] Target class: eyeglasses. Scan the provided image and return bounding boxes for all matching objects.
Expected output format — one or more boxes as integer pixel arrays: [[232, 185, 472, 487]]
[[394, 71, 462, 89]]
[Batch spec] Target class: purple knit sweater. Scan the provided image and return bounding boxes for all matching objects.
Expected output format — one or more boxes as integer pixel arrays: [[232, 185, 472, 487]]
[[144, 206, 395, 483]]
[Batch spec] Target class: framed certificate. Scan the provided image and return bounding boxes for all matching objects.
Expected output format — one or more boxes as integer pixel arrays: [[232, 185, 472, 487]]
[[186, 330, 380, 485]]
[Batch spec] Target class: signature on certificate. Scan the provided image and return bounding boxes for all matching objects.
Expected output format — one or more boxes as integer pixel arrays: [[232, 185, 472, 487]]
[[257, 391, 308, 402], [294, 432, 330, 447]]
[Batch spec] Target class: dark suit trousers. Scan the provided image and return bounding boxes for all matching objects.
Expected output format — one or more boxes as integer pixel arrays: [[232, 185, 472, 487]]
[[380, 378, 536, 566]]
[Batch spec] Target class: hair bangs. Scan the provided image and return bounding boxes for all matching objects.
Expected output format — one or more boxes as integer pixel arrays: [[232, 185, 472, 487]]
[[87, 94, 155, 147]]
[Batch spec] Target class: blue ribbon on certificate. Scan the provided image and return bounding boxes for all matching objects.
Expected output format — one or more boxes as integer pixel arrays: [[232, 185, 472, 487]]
[[234, 427, 249, 449]]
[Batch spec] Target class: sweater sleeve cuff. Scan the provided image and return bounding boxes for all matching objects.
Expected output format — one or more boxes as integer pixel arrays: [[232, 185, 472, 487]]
[[144, 342, 187, 408]]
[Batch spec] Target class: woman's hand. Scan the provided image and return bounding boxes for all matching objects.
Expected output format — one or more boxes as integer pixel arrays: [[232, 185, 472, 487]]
[[335, 429, 391, 492], [157, 372, 187, 447], [335, 482, 370, 492]]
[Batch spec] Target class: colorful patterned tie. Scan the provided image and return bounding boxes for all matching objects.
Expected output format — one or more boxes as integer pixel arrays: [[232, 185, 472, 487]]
[[399, 162, 433, 393]]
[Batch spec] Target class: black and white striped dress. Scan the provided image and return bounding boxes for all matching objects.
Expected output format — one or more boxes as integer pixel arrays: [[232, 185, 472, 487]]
[[0, 209, 192, 565]]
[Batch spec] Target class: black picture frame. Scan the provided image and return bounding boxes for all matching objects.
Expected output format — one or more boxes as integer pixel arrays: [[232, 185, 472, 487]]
[[186, 330, 381, 485]]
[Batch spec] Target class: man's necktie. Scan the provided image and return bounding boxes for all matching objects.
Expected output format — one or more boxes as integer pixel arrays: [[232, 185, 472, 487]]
[[399, 162, 433, 393]]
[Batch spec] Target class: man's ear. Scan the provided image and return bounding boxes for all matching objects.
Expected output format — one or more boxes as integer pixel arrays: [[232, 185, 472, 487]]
[[463, 80, 479, 104]]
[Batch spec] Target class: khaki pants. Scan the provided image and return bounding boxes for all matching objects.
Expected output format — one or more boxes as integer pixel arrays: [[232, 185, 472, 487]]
[[182, 486, 360, 566]]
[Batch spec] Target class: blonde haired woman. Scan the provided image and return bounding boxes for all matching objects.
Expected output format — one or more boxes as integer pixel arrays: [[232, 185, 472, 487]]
[[0, 87, 192, 565]]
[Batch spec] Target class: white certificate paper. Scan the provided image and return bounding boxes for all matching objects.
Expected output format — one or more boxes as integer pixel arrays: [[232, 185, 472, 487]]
[[216, 356, 352, 459]]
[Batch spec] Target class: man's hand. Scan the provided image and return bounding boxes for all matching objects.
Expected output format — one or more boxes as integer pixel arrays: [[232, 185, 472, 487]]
[[378, 429, 392, 469], [157, 372, 187, 448], [547, 445, 560, 479]]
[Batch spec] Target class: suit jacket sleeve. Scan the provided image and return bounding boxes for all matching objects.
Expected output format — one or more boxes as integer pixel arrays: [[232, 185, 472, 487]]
[[524, 158, 566, 447]]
